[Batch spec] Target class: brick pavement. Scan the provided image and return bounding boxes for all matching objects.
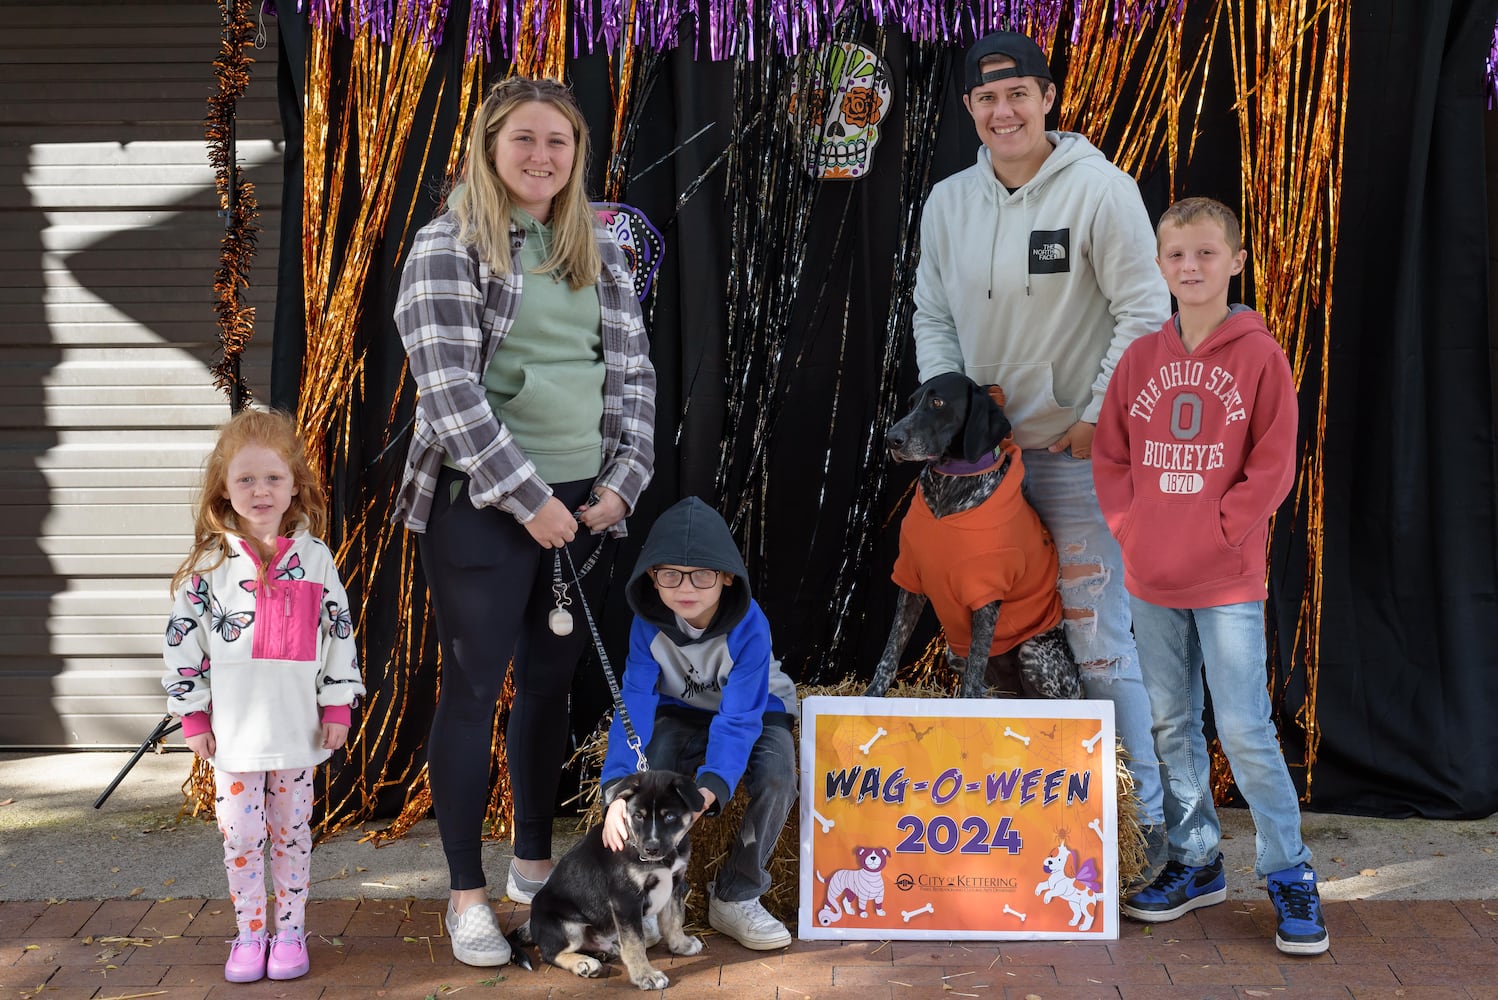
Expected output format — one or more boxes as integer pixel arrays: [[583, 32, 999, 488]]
[[2, 897, 1496, 999]]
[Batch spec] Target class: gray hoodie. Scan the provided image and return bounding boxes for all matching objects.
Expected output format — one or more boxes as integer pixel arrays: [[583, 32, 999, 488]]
[[911, 133, 1171, 450]]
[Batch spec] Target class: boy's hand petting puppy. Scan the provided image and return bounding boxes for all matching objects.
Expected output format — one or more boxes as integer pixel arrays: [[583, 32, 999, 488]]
[[602, 786, 716, 852]]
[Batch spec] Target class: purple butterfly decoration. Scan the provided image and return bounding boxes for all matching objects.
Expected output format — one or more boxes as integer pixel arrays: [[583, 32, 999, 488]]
[[594, 203, 664, 301], [1071, 856, 1102, 894]]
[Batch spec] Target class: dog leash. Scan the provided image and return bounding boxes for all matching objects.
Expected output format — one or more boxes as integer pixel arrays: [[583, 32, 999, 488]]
[[559, 545, 649, 773]]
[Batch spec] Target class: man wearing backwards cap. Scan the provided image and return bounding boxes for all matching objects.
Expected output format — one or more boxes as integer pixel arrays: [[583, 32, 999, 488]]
[[910, 29, 1171, 887]]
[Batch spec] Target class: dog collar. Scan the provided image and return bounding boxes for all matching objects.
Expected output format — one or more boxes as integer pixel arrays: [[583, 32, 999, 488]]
[[932, 447, 1007, 477]]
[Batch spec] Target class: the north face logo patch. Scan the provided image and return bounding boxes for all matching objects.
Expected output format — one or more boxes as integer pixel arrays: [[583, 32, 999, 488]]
[[1029, 229, 1071, 274]]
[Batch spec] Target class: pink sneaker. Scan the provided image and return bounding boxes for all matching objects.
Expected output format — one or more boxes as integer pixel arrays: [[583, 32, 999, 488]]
[[224, 934, 267, 982], [266, 930, 310, 980]]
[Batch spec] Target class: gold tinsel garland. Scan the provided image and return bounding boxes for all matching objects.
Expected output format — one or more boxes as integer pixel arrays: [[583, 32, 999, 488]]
[[205, 0, 261, 405], [1228, 0, 1346, 799], [183, 0, 266, 815]]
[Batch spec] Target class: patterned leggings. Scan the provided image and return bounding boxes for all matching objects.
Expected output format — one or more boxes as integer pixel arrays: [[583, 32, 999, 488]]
[[214, 767, 315, 938]]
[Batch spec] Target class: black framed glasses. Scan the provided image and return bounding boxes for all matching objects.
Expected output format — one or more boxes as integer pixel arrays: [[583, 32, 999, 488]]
[[649, 567, 721, 589]]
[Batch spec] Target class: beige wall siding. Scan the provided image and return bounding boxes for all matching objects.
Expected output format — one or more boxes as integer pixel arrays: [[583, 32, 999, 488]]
[[0, 1, 283, 746]]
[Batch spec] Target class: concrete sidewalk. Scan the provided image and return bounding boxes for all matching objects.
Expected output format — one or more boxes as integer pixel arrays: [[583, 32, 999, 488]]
[[2, 751, 1496, 903], [2, 751, 1497, 999]]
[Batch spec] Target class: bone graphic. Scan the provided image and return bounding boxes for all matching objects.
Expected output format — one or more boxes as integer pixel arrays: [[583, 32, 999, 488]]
[[859, 727, 888, 755], [1002, 904, 1027, 922], [810, 809, 835, 834], [1081, 729, 1105, 754], [1088, 818, 1103, 840], [901, 902, 935, 922], [1003, 726, 1030, 746]]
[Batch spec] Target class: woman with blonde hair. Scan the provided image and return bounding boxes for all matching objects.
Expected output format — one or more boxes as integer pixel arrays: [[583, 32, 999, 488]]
[[393, 75, 657, 967]]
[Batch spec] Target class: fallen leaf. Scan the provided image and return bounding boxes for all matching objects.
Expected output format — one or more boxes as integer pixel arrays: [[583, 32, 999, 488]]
[[128, 887, 144, 897], [0, 798, 15, 806], [1329, 857, 1343, 864], [162, 878, 175, 887], [1359, 868, 1378, 877]]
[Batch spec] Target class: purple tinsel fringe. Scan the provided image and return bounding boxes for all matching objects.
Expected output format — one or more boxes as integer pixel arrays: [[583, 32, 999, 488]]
[[284, 0, 1187, 62], [1489, 17, 1498, 111]]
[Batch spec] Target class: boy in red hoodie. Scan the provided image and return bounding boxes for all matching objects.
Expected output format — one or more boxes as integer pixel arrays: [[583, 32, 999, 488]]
[[1093, 197, 1326, 956]]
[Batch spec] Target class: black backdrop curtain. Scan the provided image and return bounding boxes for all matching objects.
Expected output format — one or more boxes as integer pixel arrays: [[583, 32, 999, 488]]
[[1296, 0, 1498, 817], [270, 0, 1498, 821]]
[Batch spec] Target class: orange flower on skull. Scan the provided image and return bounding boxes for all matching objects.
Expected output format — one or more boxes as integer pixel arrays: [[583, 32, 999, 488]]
[[840, 87, 882, 128]]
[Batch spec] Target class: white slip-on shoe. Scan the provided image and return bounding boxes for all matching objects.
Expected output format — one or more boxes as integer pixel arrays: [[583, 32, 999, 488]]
[[505, 862, 548, 904], [708, 894, 792, 950], [445, 901, 511, 967]]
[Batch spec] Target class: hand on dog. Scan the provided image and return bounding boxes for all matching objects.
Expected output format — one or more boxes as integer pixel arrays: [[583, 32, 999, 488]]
[[576, 486, 626, 533], [602, 784, 716, 852], [185, 730, 216, 761], [602, 796, 630, 851], [1048, 420, 1096, 459]]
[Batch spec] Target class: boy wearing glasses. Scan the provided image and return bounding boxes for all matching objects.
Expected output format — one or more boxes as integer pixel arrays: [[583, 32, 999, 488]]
[[599, 496, 799, 950]]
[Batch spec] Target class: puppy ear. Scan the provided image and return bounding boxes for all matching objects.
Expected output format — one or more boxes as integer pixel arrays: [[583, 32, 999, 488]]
[[962, 382, 1012, 462], [670, 774, 706, 815], [613, 772, 643, 803]]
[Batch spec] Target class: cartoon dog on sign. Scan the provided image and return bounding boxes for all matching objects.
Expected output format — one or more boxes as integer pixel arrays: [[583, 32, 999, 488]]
[[816, 846, 891, 924], [1034, 832, 1102, 931]]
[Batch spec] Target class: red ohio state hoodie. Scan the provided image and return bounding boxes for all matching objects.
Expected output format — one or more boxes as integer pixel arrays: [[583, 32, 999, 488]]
[[1093, 308, 1297, 609]]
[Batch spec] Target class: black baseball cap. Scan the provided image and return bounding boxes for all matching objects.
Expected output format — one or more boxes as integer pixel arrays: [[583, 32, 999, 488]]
[[963, 30, 1053, 93]]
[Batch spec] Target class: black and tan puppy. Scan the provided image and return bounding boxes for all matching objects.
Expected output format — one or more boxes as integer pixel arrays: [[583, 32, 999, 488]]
[[865, 371, 1082, 701], [510, 769, 704, 991]]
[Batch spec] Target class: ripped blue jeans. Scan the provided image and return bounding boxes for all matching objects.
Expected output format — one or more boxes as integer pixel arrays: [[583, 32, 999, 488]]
[[1022, 447, 1164, 826]]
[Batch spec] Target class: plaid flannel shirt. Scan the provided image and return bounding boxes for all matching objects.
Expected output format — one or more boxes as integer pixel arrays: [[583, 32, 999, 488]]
[[392, 212, 656, 533]]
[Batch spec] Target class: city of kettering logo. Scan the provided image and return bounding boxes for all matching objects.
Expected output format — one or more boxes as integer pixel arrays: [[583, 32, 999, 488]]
[[1029, 228, 1070, 274], [894, 872, 1018, 891]]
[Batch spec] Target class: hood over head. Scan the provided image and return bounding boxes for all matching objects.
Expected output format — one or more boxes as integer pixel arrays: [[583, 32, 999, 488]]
[[627, 497, 751, 641]]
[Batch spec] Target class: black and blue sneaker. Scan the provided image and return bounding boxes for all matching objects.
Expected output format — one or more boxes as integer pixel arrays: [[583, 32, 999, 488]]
[[1266, 863, 1328, 955], [1121, 853, 1227, 922]]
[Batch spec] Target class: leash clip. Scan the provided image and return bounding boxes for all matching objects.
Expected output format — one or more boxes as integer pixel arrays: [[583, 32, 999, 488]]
[[629, 735, 649, 773]]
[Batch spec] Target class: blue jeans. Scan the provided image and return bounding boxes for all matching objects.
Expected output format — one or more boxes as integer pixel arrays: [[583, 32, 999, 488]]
[[643, 713, 799, 902], [1131, 598, 1311, 877], [1022, 448, 1164, 825]]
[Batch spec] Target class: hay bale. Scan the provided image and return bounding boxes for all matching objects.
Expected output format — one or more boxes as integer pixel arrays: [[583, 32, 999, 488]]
[[574, 679, 1147, 927]]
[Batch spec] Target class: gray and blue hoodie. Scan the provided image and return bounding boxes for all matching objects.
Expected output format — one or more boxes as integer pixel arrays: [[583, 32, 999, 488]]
[[599, 497, 798, 811]]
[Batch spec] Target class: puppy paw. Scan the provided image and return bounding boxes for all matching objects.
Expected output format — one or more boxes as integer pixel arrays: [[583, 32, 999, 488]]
[[669, 934, 703, 956], [632, 969, 669, 990], [574, 956, 604, 978]]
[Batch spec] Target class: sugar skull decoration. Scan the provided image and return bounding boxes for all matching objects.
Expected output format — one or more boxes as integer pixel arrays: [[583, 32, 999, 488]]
[[787, 41, 892, 180], [593, 202, 664, 302]]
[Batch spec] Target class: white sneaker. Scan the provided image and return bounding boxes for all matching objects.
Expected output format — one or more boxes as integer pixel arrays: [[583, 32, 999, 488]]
[[445, 901, 511, 967], [505, 862, 548, 904], [708, 894, 792, 950]]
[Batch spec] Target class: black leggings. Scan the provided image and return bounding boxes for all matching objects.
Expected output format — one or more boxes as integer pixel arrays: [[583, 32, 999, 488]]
[[418, 468, 606, 890]]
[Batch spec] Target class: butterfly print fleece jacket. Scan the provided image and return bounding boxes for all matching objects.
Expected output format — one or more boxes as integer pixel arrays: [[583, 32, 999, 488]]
[[162, 531, 366, 771]]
